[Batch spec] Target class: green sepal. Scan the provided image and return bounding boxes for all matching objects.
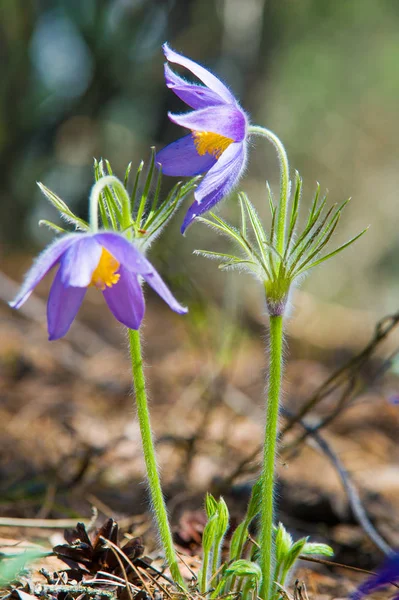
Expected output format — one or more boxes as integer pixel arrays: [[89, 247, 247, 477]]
[[301, 542, 334, 557], [136, 177, 198, 250], [239, 192, 268, 264], [229, 478, 262, 563], [129, 160, 144, 212], [229, 521, 248, 563], [134, 147, 156, 225], [200, 511, 218, 593], [195, 175, 367, 318], [38, 220, 68, 234], [238, 192, 247, 238], [124, 161, 132, 188], [215, 497, 229, 541], [92, 153, 196, 248], [219, 259, 259, 271], [285, 171, 302, 259], [202, 514, 218, 554], [295, 226, 369, 277], [225, 559, 262, 580], [284, 537, 308, 570], [95, 159, 123, 229], [194, 249, 244, 263], [275, 522, 293, 566], [206, 497, 230, 587], [205, 493, 218, 518], [94, 159, 112, 229], [287, 201, 337, 275], [37, 183, 89, 231], [198, 214, 252, 257]]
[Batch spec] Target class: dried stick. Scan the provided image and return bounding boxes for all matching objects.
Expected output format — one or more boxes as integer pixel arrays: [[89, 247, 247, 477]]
[[282, 311, 399, 437], [282, 407, 392, 556], [0, 517, 91, 528]]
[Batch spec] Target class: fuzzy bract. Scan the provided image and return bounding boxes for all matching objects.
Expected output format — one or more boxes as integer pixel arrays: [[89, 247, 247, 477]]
[[156, 43, 248, 233], [10, 231, 187, 340]]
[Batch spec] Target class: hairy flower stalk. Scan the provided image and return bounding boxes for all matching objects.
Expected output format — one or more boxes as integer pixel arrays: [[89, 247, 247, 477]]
[[98, 173, 186, 588], [193, 128, 366, 599], [128, 328, 184, 587], [11, 159, 189, 588], [259, 314, 283, 599], [248, 126, 290, 600], [156, 44, 367, 598], [117, 180, 186, 589]]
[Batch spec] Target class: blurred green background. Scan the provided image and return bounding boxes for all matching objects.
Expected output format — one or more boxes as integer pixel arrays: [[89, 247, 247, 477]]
[[1, 0, 399, 319]]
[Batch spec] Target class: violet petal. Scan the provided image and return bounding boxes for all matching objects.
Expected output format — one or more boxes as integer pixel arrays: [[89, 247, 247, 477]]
[[352, 553, 399, 600], [60, 236, 102, 287], [47, 267, 86, 340], [102, 266, 145, 330], [95, 233, 186, 316], [94, 232, 154, 275], [163, 43, 236, 105], [141, 270, 187, 315], [156, 134, 217, 176], [9, 234, 79, 309], [168, 105, 246, 142], [182, 141, 246, 232], [164, 64, 226, 110]]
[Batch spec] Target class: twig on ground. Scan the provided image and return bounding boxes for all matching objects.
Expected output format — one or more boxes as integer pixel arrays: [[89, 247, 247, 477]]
[[175, 549, 198, 582], [0, 517, 91, 529], [221, 309, 399, 486], [282, 407, 392, 556], [217, 402, 392, 556], [281, 378, 357, 453], [281, 310, 399, 438], [99, 537, 153, 598], [101, 541, 134, 600], [141, 568, 174, 599], [34, 585, 115, 598]]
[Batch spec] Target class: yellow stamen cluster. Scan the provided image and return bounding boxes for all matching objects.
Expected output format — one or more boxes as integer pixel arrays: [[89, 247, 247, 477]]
[[192, 131, 233, 159], [90, 248, 120, 291]]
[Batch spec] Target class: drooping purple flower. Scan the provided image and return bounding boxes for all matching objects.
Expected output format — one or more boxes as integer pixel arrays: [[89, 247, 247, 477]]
[[10, 232, 187, 340], [156, 43, 248, 233], [352, 552, 399, 600]]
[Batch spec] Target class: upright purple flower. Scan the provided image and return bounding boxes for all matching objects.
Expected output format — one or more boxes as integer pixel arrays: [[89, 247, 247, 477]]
[[352, 553, 399, 600], [10, 232, 187, 340], [156, 43, 248, 233]]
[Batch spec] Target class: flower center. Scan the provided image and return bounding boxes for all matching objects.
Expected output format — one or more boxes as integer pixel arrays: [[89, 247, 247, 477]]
[[192, 131, 233, 159], [90, 248, 120, 291]]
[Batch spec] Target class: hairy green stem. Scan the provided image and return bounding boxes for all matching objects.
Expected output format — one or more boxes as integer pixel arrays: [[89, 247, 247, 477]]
[[248, 125, 290, 599], [248, 126, 290, 256], [259, 315, 284, 600], [90, 176, 183, 584], [242, 578, 257, 600], [201, 548, 210, 593], [128, 328, 185, 588], [89, 175, 132, 233]]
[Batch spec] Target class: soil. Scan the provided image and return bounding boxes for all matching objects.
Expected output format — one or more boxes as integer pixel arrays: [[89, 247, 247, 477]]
[[0, 266, 398, 600]]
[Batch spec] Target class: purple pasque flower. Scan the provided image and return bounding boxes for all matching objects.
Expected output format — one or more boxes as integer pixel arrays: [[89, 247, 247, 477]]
[[156, 43, 248, 233], [352, 552, 399, 600], [10, 231, 187, 341]]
